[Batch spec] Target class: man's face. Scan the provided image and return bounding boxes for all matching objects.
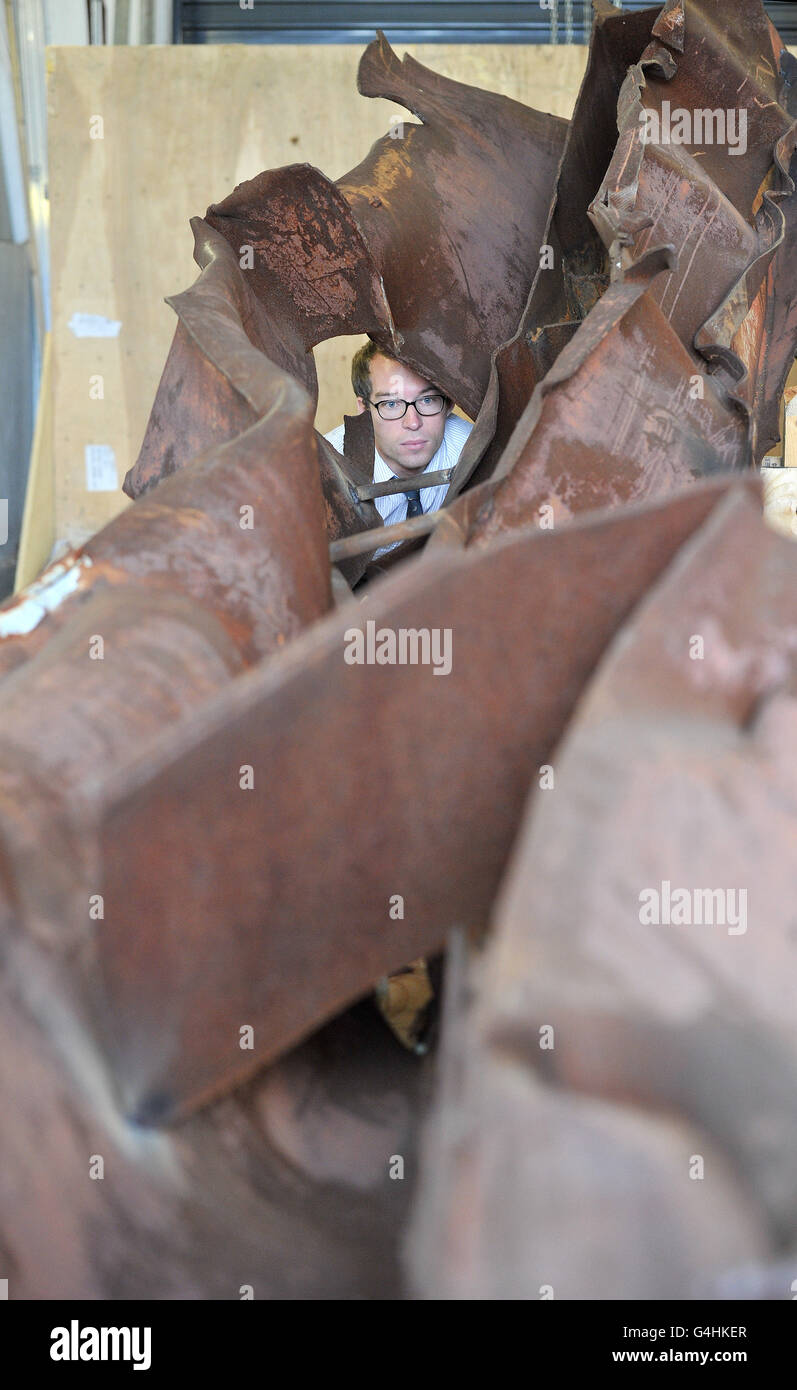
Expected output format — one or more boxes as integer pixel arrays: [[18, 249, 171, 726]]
[[356, 353, 451, 478]]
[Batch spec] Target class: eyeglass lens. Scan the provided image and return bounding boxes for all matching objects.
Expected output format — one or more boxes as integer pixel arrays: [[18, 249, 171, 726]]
[[375, 393, 445, 420]]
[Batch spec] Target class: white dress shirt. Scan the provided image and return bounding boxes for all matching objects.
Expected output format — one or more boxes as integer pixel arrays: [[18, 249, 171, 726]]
[[324, 413, 473, 554]]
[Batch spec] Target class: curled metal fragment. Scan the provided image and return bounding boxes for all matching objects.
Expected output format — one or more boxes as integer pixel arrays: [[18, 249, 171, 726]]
[[2, 0, 797, 1301], [410, 490, 797, 1298]]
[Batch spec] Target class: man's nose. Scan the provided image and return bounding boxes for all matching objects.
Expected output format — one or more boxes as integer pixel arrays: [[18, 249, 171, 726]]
[[402, 404, 423, 429]]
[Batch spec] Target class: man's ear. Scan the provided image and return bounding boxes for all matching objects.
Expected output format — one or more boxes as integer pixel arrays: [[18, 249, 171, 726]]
[[355, 396, 367, 416]]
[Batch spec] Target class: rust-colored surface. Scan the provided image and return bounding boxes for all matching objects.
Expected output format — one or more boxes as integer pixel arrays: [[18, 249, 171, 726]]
[[1, 344, 332, 673], [2, 0, 797, 1302], [464, 253, 750, 544], [409, 490, 797, 1298], [82, 479, 753, 1125], [444, 0, 797, 527], [120, 212, 381, 581], [0, 955, 431, 1298], [336, 34, 569, 418]]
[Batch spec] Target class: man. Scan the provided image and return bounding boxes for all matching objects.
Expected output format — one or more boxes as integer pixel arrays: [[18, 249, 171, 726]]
[[324, 341, 473, 551], [325, 343, 471, 1051]]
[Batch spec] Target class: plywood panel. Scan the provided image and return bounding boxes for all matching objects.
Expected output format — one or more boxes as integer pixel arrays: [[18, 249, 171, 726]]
[[47, 42, 589, 545]]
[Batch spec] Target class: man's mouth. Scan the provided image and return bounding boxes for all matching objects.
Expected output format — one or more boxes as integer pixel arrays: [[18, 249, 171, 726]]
[[401, 441, 427, 450]]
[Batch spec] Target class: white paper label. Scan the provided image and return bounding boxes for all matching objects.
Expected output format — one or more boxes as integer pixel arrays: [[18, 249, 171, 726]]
[[69, 312, 122, 338], [85, 444, 118, 491]]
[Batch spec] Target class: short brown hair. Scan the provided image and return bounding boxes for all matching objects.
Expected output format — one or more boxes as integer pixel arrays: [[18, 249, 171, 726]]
[[352, 342, 451, 410], [351, 339, 381, 402]]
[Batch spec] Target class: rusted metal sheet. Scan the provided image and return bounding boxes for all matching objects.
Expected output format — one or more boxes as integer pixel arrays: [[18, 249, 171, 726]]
[[123, 7, 796, 562], [125, 38, 570, 560], [124, 217, 308, 500], [122, 206, 382, 571], [589, 8, 797, 461], [0, 365, 333, 954], [69, 478, 755, 1125], [734, 148, 797, 455], [0, 549, 96, 681], [409, 487, 797, 1298], [444, 3, 667, 499], [462, 252, 750, 545], [0, 949, 432, 1298], [1, 351, 332, 673], [125, 169, 398, 501], [87, 399, 333, 665], [336, 33, 569, 419], [205, 164, 399, 358], [2, 0, 797, 1304], [446, 0, 797, 515]]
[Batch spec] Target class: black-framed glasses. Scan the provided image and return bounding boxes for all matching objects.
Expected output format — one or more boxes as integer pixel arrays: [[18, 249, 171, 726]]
[[366, 391, 448, 420]]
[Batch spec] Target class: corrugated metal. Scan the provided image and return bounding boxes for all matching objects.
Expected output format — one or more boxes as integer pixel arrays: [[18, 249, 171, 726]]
[[174, 0, 597, 45], [174, 1, 797, 45]]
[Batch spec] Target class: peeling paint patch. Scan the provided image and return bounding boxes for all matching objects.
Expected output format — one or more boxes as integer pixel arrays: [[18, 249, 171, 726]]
[[0, 555, 93, 637]]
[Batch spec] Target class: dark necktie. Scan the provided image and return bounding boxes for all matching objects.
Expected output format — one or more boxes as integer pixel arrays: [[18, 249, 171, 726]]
[[406, 490, 423, 518]]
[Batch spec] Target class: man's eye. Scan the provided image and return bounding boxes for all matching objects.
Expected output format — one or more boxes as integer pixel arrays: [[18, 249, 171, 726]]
[[382, 401, 400, 412]]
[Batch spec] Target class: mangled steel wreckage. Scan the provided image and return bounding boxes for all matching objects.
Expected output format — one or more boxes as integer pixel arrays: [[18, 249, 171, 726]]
[[2, 0, 797, 1299]]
